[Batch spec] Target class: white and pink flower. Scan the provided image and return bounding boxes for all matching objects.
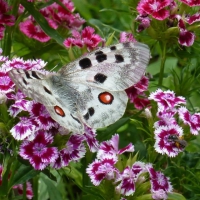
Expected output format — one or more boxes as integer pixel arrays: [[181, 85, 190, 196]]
[[178, 107, 200, 135], [154, 125, 184, 157], [19, 130, 58, 170]]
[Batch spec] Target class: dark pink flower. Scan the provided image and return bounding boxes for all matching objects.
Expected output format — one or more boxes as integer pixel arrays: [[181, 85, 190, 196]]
[[5, 57, 47, 70], [19, 19, 52, 42], [149, 89, 186, 111], [178, 18, 195, 46], [116, 162, 147, 196], [179, 0, 200, 6], [13, 182, 33, 199], [6, 90, 26, 100], [0, 71, 15, 93], [134, 75, 149, 92], [178, 30, 195, 47], [97, 134, 134, 161], [186, 13, 200, 25], [41, 0, 85, 29], [136, 14, 151, 32], [10, 117, 36, 140], [178, 107, 200, 135], [170, 15, 196, 46], [83, 125, 99, 152], [126, 76, 150, 110], [147, 164, 173, 200], [137, 0, 171, 20], [179, 29, 195, 46], [120, 32, 136, 43], [0, 0, 15, 40], [154, 110, 177, 128], [19, 130, 58, 170], [154, 125, 184, 157], [134, 97, 151, 110], [0, 64, 14, 93], [29, 102, 58, 131], [86, 157, 118, 186], [63, 26, 103, 50], [53, 134, 86, 169], [8, 91, 29, 117], [10, 100, 58, 140]]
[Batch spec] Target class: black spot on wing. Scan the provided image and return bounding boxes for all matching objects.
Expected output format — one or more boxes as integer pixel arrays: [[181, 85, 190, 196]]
[[110, 46, 116, 51], [88, 107, 95, 116], [115, 54, 124, 63], [79, 58, 92, 69], [25, 71, 31, 79], [83, 107, 95, 121], [70, 114, 81, 124], [96, 54, 107, 63], [43, 86, 52, 94], [32, 71, 41, 79], [83, 112, 89, 120], [16, 69, 21, 73], [95, 51, 104, 55], [94, 73, 107, 83], [22, 78, 27, 85]]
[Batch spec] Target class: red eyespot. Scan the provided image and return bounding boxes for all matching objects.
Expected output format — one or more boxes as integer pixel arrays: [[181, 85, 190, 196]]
[[54, 106, 65, 117], [98, 92, 114, 104]]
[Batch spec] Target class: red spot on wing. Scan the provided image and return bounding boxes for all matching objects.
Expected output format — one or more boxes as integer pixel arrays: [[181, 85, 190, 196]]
[[54, 106, 65, 117], [98, 92, 114, 104]]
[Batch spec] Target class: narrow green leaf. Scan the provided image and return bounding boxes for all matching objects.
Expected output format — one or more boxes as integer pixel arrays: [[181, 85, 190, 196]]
[[168, 192, 186, 200], [11, 164, 39, 187], [40, 173, 62, 200], [88, 19, 122, 33], [105, 32, 116, 46]]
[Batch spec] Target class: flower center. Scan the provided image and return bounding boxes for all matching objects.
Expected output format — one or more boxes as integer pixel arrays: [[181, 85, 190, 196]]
[[190, 115, 198, 124]]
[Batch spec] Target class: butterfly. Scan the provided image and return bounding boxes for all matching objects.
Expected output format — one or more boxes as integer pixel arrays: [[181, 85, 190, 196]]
[[9, 42, 150, 133]]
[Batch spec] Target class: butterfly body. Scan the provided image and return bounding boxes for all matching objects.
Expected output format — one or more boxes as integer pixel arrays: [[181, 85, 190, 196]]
[[9, 42, 150, 133]]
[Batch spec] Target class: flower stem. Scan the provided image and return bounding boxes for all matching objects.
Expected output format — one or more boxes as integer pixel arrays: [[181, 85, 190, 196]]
[[158, 42, 167, 86]]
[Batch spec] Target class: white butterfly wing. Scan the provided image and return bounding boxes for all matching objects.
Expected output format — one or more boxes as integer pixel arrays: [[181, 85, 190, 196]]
[[9, 69, 56, 105], [9, 69, 84, 132], [73, 84, 128, 129], [60, 42, 150, 91]]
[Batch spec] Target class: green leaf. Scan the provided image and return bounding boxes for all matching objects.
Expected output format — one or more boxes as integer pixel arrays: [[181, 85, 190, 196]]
[[88, 19, 122, 33], [105, 32, 116, 46], [135, 194, 153, 200], [168, 192, 186, 200], [0, 104, 9, 124], [11, 164, 39, 187], [96, 117, 130, 140], [40, 173, 63, 200]]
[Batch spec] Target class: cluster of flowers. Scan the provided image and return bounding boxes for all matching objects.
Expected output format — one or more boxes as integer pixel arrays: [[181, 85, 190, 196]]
[[149, 89, 200, 157], [136, 0, 200, 46], [86, 134, 173, 199], [0, 0, 15, 39], [0, 30, 151, 171], [0, 53, 101, 170], [0, 45, 149, 171], [0, 165, 33, 199], [0, 0, 103, 50]]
